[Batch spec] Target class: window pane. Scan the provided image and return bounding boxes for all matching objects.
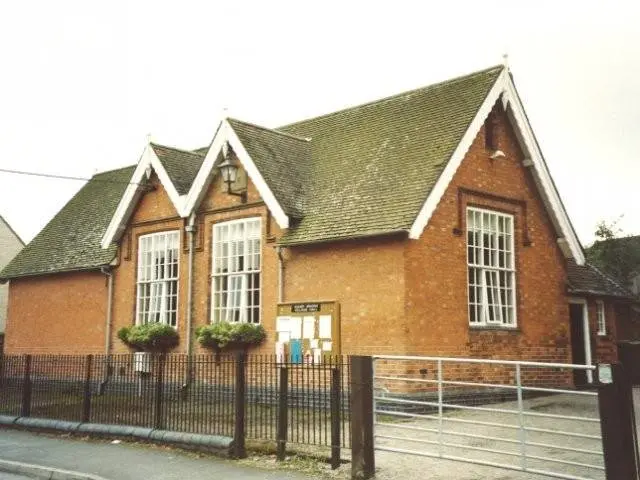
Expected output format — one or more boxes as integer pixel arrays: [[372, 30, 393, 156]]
[[212, 218, 261, 324], [467, 209, 515, 327], [136, 231, 180, 326]]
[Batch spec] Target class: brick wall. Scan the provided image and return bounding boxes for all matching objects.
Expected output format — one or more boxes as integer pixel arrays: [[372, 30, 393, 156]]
[[283, 236, 406, 356], [4, 271, 108, 354], [590, 298, 619, 364], [404, 104, 571, 363]]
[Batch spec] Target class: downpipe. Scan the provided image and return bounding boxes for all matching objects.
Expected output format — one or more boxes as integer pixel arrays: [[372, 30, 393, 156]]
[[182, 214, 197, 393], [99, 266, 114, 394], [277, 246, 285, 303]]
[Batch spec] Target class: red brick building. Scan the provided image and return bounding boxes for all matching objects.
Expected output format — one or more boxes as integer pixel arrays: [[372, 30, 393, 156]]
[[1, 66, 635, 376]]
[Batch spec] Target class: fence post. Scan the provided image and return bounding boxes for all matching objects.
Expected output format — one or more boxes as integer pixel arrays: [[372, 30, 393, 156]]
[[233, 350, 247, 459], [330, 366, 341, 469], [276, 365, 288, 461], [598, 362, 640, 480], [153, 354, 166, 430], [21, 354, 32, 418], [82, 355, 93, 423], [350, 356, 375, 480]]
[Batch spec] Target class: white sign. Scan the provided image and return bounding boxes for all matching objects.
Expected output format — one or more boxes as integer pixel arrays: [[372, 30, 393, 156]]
[[302, 316, 315, 339], [598, 364, 613, 384], [319, 315, 332, 338]]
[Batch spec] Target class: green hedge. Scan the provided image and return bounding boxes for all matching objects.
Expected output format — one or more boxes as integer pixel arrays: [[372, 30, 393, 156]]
[[117, 323, 179, 352], [195, 322, 266, 350]]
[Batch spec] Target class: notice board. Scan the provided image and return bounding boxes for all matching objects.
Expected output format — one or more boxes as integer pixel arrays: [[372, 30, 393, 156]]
[[275, 300, 340, 363]]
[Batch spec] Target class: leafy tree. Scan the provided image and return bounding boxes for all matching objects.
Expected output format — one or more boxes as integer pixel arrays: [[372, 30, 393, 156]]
[[586, 217, 640, 287]]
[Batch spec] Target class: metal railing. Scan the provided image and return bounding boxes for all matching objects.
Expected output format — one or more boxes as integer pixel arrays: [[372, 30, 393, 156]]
[[372, 355, 603, 480], [0, 353, 351, 458]]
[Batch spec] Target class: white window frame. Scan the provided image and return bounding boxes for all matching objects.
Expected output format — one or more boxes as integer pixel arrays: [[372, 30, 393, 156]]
[[135, 230, 180, 327], [596, 300, 606, 336], [467, 207, 517, 327], [211, 217, 262, 324]]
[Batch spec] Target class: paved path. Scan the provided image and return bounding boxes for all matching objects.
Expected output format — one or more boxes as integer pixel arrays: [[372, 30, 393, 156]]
[[0, 473, 30, 480], [0, 429, 314, 480]]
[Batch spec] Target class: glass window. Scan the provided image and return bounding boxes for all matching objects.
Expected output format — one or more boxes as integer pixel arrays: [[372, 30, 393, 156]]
[[211, 218, 261, 323], [596, 301, 606, 336], [467, 208, 516, 327], [136, 231, 180, 326]]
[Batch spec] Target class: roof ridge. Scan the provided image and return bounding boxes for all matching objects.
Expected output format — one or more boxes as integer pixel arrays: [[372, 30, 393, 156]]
[[150, 142, 206, 157], [227, 117, 311, 142], [594, 234, 640, 244], [587, 262, 633, 295], [92, 165, 136, 178], [279, 64, 504, 130]]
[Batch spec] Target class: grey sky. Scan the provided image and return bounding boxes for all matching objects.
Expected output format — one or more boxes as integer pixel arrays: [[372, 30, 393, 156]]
[[0, 1, 638, 245]]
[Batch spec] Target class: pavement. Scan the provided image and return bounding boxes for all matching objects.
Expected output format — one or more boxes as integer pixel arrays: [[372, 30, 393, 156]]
[[0, 429, 316, 480], [0, 473, 32, 480]]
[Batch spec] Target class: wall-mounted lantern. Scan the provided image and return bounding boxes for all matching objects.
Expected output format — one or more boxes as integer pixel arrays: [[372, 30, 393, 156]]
[[219, 143, 247, 202]]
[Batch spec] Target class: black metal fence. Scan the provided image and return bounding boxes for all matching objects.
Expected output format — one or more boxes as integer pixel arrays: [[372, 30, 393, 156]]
[[0, 353, 350, 459]]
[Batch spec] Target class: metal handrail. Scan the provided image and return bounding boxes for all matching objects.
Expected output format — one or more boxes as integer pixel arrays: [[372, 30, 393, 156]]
[[373, 355, 596, 370]]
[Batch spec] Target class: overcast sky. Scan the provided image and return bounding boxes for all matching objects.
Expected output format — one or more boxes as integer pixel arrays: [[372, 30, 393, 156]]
[[0, 1, 638, 246]]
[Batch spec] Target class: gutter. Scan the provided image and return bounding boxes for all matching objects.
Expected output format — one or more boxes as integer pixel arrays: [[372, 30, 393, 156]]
[[0, 263, 118, 282], [276, 229, 408, 248]]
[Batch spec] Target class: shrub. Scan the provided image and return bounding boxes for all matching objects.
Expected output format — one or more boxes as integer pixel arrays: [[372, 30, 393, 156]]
[[117, 323, 179, 352], [195, 322, 266, 350]]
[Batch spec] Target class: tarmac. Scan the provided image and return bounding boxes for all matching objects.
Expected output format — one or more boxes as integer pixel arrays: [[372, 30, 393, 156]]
[[0, 429, 316, 480]]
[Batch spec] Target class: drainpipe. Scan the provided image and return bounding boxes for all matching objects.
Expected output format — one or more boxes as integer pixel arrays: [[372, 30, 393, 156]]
[[276, 246, 285, 303], [99, 265, 114, 394], [185, 214, 196, 356], [183, 213, 197, 390]]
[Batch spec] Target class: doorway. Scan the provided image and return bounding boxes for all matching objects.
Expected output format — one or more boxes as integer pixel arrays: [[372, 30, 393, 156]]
[[569, 300, 592, 385]]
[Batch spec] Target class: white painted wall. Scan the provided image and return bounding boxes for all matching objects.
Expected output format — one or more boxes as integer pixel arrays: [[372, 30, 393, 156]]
[[0, 216, 24, 333]]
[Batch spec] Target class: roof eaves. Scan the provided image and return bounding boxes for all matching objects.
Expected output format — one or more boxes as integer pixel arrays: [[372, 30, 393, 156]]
[[0, 263, 112, 282], [566, 286, 634, 300], [277, 229, 408, 247]]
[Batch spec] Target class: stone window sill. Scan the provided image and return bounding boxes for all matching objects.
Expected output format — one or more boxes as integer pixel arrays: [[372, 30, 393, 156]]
[[469, 325, 521, 333]]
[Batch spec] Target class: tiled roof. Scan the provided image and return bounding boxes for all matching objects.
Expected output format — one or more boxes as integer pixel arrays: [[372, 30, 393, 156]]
[[151, 143, 205, 195], [276, 65, 503, 244], [0, 166, 135, 279], [1, 65, 504, 278], [227, 118, 310, 219], [566, 259, 634, 298]]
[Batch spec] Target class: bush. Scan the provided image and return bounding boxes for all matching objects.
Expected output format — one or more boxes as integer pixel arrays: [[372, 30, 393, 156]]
[[195, 322, 266, 350], [117, 323, 179, 352]]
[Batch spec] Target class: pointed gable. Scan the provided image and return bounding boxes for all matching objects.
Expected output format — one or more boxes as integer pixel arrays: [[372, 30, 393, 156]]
[[226, 118, 310, 219]]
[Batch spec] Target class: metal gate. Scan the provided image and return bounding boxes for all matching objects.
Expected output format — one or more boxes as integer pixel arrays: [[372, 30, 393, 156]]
[[372, 355, 604, 480]]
